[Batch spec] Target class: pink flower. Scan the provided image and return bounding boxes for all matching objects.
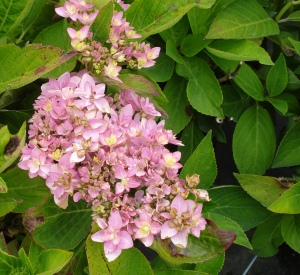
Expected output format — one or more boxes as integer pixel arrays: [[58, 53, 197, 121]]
[[91, 212, 133, 261], [134, 213, 161, 246], [55, 2, 80, 21], [160, 195, 206, 248], [67, 26, 90, 41], [103, 60, 122, 82]]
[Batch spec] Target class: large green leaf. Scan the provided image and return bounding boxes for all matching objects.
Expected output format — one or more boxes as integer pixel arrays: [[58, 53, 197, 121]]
[[204, 212, 252, 249], [209, 186, 271, 231], [35, 249, 73, 275], [151, 221, 235, 265], [0, 166, 49, 212], [266, 53, 288, 97], [0, 0, 34, 37], [289, 38, 300, 55], [0, 250, 24, 274], [234, 174, 287, 208], [181, 33, 212, 57], [206, 40, 273, 65], [91, 1, 113, 44], [33, 19, 76, 79], [86, 232, 153, 275], [0, 122, 26, 174], [23, 197, 92, 250], [176, 57, 223, 117], [0, 198, 18, 217], [233, 105, 276, 175], [180, 131, 217, 189], [160, 15, 190, 47], [125, 0, 215, 39], [187, 0, 236, 34], [251, 215, 284, 257], [281, 214, 300, 254], [162, 74, 190, 134], [268, 182, 300, 214], [179, 120, 204, 165], [0, 44, 76, 93], [272, 122, 300, 168], [141, 53, 175, 83], [209, 55, 264, 101], [206, 0, 279, 39], [221, 85, 248, 121]]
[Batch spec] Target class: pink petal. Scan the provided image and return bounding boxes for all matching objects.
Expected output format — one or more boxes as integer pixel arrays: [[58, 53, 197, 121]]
[[171, 195, 187, 216], [105, 247, 122, 262], [91, 230, 106, 242], [142, 234, 154, 247], [108, 212, 123, 229], [160, 221, 177, 239], [171, 229, 189, 248], [118, 231, 133, 249]]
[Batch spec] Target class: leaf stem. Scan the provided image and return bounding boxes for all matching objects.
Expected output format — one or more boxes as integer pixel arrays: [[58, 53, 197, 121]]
[[276, 1, 300, 22], [218, 61, 243, 83]]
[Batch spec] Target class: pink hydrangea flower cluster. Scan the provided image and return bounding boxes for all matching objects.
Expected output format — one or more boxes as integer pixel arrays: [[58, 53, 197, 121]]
[[18, 70, 208, 261], [55, 0, 160, 82]]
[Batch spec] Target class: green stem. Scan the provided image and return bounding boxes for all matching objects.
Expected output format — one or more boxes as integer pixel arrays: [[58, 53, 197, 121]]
[[276, 0, 300, 22], [276, 2, 292, 22]]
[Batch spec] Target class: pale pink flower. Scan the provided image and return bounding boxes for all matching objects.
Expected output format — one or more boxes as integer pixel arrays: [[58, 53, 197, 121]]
[[134, 213, 161, 246], [67, 26, 90, 41], [103, 61, 122, 82], [91, 212, 133, 261]]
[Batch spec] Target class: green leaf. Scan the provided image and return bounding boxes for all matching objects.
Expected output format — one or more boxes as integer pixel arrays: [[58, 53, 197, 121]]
[[233, 105, 276, 175], [235, 174, 287, 208], [287, 69, 300, 90], [206, 40, 273, 65], [162, 74, 190, 134], [154, 270, 206, 275], [281, 214, 300, 254], [272, 122, 300, 168], [18, 248, 33, 274], [0, 122, 26, 174], [0, 125, 10, 155], [194, 253, 224, 274], [0, 44, 76, 93], [166, 40, 184, 64], [23, 197, 92, 250], [205, 0, 279, 39], [0, 176, 7, 193], [181, 33, 212, 57], [178, 120, 204, 165], [0, 249, 23, 274], [268, 182, 300, 214], [0, 198, 18, 217], [125, 0, 215, 40], [0, 0, 34, 37], [251, 215, 284, 257], [266, 53, 288, 96], [0, 110, 30, 134], [86, 233, 153, 275], [22, 0, 48, 32], [204, 212, 252, 249], [221, 85, 248, 121], [28, 241, 43, 272], [188, 0, 235, 34], [0, 166, 49, 212], [100, 69, 160, 97], [282, 10, 300, 23], [209, 186, 271, 231], [141, 52, 175, 83], [266, 97, 288, 115], [151, 221, 235, 265], [91, 1, 113, 44], [289, 38, 300, 55], [209, 55, 264, 101], [180, 131, 217, 189], [36, 249, 73, 275], [176, 57, 223, 117], [33, 19, 76, 79], [274, 93, 300, 115], [160, 15, 190, 47]]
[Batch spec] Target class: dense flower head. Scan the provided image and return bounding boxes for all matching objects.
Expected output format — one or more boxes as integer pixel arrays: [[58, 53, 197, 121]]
[[55, 0, 160, 82], [19, 70, 208, 261]]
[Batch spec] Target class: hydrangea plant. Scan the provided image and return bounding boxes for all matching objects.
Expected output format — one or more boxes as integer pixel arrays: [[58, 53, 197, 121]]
[[1, 0, 300, 274]]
